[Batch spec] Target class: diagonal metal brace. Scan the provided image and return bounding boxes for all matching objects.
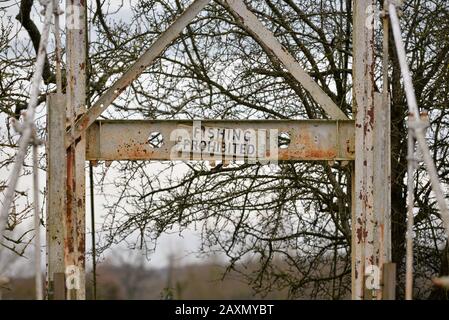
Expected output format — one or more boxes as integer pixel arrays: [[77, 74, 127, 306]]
[[223, 0, 348, 121], [65, 0, 212, 148], [66, 0, 350, 149]]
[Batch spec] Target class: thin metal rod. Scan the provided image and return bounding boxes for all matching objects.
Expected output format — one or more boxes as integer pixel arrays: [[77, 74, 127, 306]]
[[406, 129, 415, 300], [389, 4, 449, 238], [33, 139, 43, 300], [389, 5, 418, 116], [86, 1, 96, 301], [0, 0, 54, 241], [89, 163, 97, 300]]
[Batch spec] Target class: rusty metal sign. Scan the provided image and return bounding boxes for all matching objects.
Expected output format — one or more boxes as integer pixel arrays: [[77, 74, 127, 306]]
[[86, 120, 355, 162]]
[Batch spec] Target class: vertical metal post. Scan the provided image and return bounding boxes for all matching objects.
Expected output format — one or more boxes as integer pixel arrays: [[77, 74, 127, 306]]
[[46, 93, 67, 299], [375, 1, 393, 299], [352, 0, 377, 300], [382, 0, 392, 266], [65, 0, 87, 300], [373, 91, 393, 299], [89, 163, 97, 300], [374, 91, 392, 300], [33, 136, 43, 300], [406, 127, 416, 300]]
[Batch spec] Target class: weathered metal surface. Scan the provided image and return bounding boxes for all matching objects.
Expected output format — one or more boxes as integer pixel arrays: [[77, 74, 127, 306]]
[[65, 0, 212, 148], [374, 92, 391, 301], [352, 0, 377, 300], [224, 0, 348, 121], [381, 0, 392, 268], [43, 0, 399, 302], [73, 135, 86, 300], [65, 0, 86, 300], [46, 93, 66, 300], [85, 120, 355, 162], [373, 93, 391, 299]]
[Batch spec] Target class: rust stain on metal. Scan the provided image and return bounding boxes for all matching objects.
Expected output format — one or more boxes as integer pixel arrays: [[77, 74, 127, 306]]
[[73, 115, 91, 135], [346, 139, 355, 155], [356, 225, 368, 244], [77, 235, 85, 264], [117, 86, 126, 96], [295, 131, 338, 159], [356, 227, 364, 244], [294, 149, 337, 159], [86, 120, 355, 161], [65, 149, 75, 254]]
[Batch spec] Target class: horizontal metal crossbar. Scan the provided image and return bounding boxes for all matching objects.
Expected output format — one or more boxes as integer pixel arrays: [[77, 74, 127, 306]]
[[86, 120, 355, 161]]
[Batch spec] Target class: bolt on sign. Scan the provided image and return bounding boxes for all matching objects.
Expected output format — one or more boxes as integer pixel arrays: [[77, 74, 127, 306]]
[[171, 121, 279, 164]]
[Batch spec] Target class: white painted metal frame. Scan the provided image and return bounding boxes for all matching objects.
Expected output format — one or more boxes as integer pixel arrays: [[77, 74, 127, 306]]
[[67, 0, 349, 148], [65, 0, 87, 300], [46, 0, 393, 301]]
